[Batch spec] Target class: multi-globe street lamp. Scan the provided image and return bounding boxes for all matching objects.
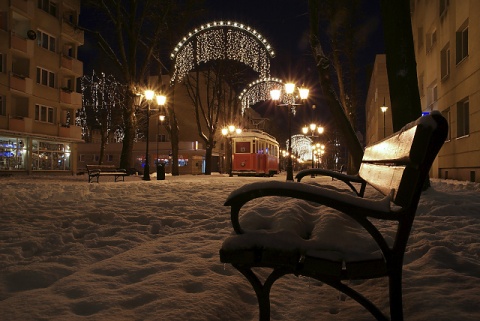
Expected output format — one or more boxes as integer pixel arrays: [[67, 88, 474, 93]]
[[270, 83, 309, 181], [221, 125, 242, 177], [312, 143, 326, 168], [135, 89, 166, 181], [302, 123, 324, 170]]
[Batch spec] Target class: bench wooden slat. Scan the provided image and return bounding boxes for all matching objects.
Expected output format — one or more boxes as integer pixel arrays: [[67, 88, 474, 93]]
[[362, 126, 416, 163]]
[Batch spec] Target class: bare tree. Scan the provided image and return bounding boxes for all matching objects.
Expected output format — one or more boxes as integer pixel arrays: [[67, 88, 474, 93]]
[[81, 0, 171, 170], [80, 71, 124, 164]]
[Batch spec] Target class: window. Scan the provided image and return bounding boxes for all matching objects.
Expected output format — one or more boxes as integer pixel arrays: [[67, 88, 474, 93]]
[[457, 98, 469, 137], [35, 104, 55, 123], [456, 23, 468, 64], [439, 0, 449, 18], [36, 67, 55, 88], [106, 154, 114, 162], [158, 134, 167, 142], [37, 30, 56, 52], [427, 83, 438, 111], [441, 107, 451, 141], [426, 29, 437, 53], [441, 43, 450, 79], [79, 154, 85, 162], [418, 73, 424, 97], [0, 12, 7, 31], [417, 27, 424, 51], [38, 0, 57, 17], [32, 141, 70, 171], [0, 96, 5, 116]]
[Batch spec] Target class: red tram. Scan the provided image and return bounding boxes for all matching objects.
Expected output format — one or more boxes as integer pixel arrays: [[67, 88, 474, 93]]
[[230, 129, 279, 176]]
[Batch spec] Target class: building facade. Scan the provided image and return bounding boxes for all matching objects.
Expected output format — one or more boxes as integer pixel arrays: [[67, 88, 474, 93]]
[[0, 0, 84, 175], [412, 0, 480, 182], [366, 0, 479, 182]]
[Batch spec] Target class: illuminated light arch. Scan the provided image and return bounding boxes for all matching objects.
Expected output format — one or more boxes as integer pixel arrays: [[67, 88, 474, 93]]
[[170, 21, 275, 84], [239, 77, 283, 114], [290, 134, 312, 161]]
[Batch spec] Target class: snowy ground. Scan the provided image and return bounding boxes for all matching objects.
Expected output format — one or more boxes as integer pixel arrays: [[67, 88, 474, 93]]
[[0, 173, 479, 320]]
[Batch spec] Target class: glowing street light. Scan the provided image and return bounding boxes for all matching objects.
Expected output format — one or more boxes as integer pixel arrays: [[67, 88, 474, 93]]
[[136, 89, 167, 181], [270, 83, 309, 181], [381, 98, 388, 138], [222, 125, 242, 177]]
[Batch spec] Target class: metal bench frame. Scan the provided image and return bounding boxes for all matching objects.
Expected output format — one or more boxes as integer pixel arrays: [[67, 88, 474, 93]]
[[220, 113, 448, 321]]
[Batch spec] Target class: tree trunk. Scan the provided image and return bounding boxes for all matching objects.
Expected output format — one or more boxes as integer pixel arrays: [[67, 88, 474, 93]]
[[308, 0, 364, 171], [380, 0, 422, 130], [120, 88, 136, 170], [170, 113, 180, 176]]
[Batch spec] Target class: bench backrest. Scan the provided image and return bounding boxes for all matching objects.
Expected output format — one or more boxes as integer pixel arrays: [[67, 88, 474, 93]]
[[359, 112, 448, 208], [86, 164, 117, 171]]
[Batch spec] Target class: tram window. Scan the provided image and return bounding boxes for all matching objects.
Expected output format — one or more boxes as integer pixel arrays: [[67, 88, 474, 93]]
[[236, 141, 250, 153]]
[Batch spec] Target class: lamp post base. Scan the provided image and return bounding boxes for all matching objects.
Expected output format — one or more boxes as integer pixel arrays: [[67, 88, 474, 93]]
[[286, 165, 294, 181], [143, 164, 150, 181]]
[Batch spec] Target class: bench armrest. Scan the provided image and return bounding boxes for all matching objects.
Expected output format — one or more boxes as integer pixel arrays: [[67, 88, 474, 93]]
[[295, 169, 366, 197], [225, 181, 394, 236]]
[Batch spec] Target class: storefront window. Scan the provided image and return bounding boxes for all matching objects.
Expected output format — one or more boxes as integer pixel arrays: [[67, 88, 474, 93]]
[[32, 140, 71, 170], [0, 137, 26, 170]]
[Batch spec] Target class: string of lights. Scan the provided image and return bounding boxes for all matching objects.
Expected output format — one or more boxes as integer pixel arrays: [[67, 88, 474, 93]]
[[238, 77, 283, 114]]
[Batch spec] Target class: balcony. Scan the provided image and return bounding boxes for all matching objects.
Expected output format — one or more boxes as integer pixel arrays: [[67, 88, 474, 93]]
[[10, 0, 33, 15], [10, 73, 33, 94], [59, 125, 82, 140], [60, 55, 83, 76], [61, 20, 84, 45], [10, 32, 34, 55], [8, 116, 33, 133], [60, 89, 82, 106]]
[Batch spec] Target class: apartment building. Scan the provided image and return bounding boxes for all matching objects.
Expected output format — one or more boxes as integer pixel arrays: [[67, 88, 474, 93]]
[[0, 0, 84, 175], [366, 0, 479, 182]]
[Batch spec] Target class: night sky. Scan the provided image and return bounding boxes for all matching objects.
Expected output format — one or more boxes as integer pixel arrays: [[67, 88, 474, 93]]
[[78, 0, 385, 141]]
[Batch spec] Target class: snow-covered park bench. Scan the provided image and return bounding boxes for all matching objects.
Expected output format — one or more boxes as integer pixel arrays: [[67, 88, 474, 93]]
[[219, 112, 448, 321], [86, 164, 128, 183]]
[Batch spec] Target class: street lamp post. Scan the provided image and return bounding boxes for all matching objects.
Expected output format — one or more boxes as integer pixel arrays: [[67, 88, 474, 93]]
[[271, 83, 309, 181], [222, 125, 242, 177], [380, 98, 388, 138], [142, 90, 166, 181], [143, 90, 154, 181], [157, 114, 166, 180]]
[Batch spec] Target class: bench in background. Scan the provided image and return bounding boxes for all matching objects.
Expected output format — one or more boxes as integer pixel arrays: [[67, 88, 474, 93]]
[[86, 164, 128, 183], [219, 112, 448, 321]]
